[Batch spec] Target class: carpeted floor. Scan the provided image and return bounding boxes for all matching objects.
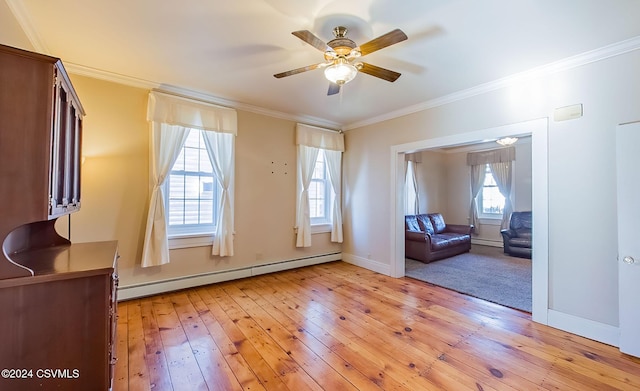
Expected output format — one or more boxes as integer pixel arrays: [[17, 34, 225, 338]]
[[405, 245, 532, 312]]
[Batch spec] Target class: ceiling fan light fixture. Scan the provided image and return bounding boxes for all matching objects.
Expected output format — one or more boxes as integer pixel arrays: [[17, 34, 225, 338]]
[[324, 59, 358, 85], [496, 137, 518, 146]]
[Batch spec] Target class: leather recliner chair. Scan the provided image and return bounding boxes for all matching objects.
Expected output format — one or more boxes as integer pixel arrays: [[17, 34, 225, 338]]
[[500, 211, 532, 258]]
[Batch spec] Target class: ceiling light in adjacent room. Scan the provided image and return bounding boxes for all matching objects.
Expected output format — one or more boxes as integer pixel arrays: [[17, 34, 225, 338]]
[[324, 58, 357, 85], [496, 137, 518, 146]]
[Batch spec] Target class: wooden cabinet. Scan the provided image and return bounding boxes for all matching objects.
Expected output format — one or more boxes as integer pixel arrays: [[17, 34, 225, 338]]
[[0, 44, 117, 390], [0, 43, 85, 279], [0, 242, 119, 391]]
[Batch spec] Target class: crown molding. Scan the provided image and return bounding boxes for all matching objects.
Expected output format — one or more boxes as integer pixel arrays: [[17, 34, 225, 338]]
[[343, 35, 640, 130], [8, 0, 639, 132], [155, 84, 343, 130], [64, 62, 159, 90], [62, 63, 341, 130]]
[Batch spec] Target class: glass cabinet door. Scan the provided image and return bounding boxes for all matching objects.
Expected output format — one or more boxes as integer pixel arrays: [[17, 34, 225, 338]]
[[49, 67, 82, 218]]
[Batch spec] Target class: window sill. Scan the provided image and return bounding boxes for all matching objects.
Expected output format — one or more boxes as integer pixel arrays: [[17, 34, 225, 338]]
[[478, 217, 503, 226], [311, 223, 332, 234], [168, 233, 214, 249]]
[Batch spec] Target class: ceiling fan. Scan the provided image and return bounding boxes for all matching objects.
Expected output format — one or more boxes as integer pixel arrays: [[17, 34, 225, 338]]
[[274, 26, 408, 95]]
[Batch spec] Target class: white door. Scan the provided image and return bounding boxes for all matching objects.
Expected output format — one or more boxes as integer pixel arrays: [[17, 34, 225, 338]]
[[616, 122, 640, 358]]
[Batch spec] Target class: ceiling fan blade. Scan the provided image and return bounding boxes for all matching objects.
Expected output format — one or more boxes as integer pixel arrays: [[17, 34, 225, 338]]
[[358, 62, 402, 82], [327, 83, 341, 96], [358, 29, 408, 56], [292, 30, 331, 52], [274, 63, 325, 78]]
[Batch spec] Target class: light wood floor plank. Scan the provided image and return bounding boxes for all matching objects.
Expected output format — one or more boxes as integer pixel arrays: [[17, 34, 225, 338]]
[[113, 299, 130, 391], [152, 295, 208, 390], [115, 261, 640, 390], [188, 289, 266, 391], [211, 283, 324, 391], [125, 300, 151, 391], [252, 274, 410, 390], [224, 283, 360, 391], [139, 299, 173, 391], [170, 292, 244, 391], [197, 285, 288, 390], [240, 278, 387, 390]]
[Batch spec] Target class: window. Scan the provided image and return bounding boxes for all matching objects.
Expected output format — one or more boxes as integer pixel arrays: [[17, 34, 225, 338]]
[[164, 128, 220, 237], [309, 150, 334, 225], [478, 164, 505, 218]]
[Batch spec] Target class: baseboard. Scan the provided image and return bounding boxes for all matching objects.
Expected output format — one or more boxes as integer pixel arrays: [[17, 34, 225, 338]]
[[471, 238, 503, 248], [548, 309, 619, 347], [342, 253, 392, 276], [118, 252, 342, 301]]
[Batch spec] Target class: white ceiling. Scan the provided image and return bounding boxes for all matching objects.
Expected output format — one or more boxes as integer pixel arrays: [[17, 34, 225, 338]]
[[6, 0, 640, 129]]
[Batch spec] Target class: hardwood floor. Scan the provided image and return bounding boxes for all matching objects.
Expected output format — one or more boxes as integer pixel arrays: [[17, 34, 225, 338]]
[[113, 261, 640, 390]]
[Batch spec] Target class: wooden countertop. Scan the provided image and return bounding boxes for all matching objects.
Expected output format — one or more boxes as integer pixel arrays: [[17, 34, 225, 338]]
[[0, 241, 118, 288]]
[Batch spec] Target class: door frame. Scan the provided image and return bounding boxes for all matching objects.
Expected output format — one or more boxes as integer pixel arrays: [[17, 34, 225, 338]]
[[389, 117, 549, 324], [616, 121, 640, 357]]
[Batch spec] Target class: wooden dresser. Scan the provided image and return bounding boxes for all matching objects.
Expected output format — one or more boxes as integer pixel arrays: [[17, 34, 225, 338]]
[[0, 44, 118, 390]]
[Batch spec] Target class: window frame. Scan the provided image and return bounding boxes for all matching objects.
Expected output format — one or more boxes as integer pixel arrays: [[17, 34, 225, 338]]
[[477, 164, 505, 220], [163, 128, 221, 248], [309, 149, 334, 232]]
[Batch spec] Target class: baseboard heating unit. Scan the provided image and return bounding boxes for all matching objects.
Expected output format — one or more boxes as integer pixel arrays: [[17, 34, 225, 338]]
[[117, 252, 341, 301]]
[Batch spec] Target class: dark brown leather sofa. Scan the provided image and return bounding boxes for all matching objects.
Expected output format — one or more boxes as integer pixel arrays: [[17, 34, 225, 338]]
[[405, 213, 472, 263], [500, 211, 532, 258]]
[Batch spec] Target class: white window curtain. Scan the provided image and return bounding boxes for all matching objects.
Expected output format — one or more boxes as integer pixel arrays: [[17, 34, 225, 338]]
[[141, 123, 190, 267], [142, 91, 237, 267], [202, 131, 235, 256], [467, 147, 515, 231], [405, 153, 421, 215], [295, 123, 345, 247], [296, 144, 320, 247], [489, 162, 514, 229], [468, 164, 486, 230], [324, 149, 343, 243]]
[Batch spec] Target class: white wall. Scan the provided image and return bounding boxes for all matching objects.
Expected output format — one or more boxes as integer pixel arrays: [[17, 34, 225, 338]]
[[343, 49, 640, 335]]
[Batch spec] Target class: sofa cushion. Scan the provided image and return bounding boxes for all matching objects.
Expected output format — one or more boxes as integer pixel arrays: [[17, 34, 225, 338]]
[[417, 214, 435, 234], [509, 237, 531, 248], [430, 235, 452, 251], [430, 233, 470, 250], [428, 213, 447, 234], [405, 215, 421, 232], [514, 229, 532, 239], [439, 232, 471, 245]]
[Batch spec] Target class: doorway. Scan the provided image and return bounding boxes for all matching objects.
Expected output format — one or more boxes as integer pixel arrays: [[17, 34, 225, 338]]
[[389, 118, 549, 324]]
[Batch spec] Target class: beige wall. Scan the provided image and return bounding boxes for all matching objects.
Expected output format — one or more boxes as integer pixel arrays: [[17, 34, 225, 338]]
[[58, 76, 341, 288], [0, 1, 33, 52], [414, 151, 447, 215], [343, 50, 640, 328]]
